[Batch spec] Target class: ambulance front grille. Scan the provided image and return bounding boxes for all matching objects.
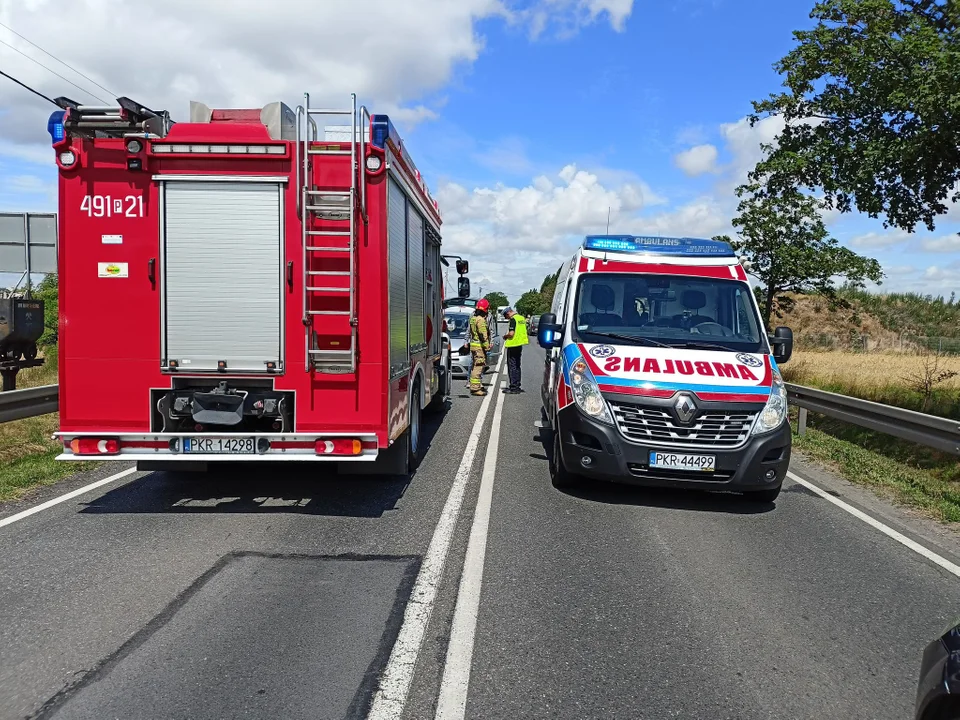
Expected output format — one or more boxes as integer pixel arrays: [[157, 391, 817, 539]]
[[609, 402, 758, 449]]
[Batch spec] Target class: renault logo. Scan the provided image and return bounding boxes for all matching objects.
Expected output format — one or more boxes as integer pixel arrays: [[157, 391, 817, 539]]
[[673, 393, 698, 424]]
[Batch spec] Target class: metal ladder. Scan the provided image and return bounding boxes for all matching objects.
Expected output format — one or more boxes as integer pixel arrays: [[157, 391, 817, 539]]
[[297, 93, 368, 374]]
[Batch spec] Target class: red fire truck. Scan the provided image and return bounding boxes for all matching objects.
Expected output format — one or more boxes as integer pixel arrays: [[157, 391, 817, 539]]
[[48, 93, 454, 475]]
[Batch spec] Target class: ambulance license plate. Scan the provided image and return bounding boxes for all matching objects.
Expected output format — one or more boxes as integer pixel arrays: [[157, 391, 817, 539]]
[[649, 451, 715, 472], [183, 437, 255, 454]]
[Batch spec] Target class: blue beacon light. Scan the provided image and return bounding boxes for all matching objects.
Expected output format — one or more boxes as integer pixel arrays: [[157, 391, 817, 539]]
[[47, 111, 65, 144]]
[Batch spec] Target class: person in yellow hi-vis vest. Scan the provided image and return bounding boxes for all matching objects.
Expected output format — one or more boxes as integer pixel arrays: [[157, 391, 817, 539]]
[[468, 298, 492, 397], [503, 307, 528, 394]]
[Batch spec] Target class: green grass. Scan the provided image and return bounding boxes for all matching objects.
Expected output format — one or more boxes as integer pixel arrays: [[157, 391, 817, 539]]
[[15, 345, 59, 390], [0, 447, 95, 504], [791, 411, 960, 523]]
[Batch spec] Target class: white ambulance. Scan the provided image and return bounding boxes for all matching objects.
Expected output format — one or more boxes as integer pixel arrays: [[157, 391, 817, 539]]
[[536, 235, 794, 502]]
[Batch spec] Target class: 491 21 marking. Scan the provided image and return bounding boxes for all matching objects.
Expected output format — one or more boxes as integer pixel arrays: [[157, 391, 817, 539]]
[[80, 194, 144, 218]]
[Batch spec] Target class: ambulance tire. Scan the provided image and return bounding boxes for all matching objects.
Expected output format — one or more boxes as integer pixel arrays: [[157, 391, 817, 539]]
[[406, 380, 423, 472], [744, 484, 781, 503], [549, 429, 580, 489]]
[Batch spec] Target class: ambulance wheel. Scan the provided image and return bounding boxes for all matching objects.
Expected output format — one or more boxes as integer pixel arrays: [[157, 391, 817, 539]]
[[744, 484, 781, 503], [549, 430, 580, 489], [407, 381, 423, 472]]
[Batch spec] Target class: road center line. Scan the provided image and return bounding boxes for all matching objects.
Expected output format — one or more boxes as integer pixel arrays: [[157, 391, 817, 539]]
[[434, 385, 506, 720], [0, 467, 138, 530], [367, 354, 504, 720], [786, 470, 960, 578]]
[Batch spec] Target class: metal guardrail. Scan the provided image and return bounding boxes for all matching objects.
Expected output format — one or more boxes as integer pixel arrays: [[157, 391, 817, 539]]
[[786, 383, 960, 456], [0, 384, 59, 423], [0, 382, 955, 457]]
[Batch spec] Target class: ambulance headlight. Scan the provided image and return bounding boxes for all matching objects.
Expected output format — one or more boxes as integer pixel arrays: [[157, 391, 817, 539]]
[[58, 150, 77, 168], [569, 358, 613, 424], [752, 370, 787, 434]]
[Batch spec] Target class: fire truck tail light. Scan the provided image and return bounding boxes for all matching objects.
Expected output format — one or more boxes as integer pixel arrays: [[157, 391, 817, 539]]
[[151, 144, 286, 155], [365, 155, 383, 172], [69, 438, 120, 456], [58, 150, 77, 168], [315, 438, 362, 456]]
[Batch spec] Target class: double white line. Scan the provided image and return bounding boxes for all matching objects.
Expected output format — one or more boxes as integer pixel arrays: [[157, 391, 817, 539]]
[[367, 356, 507, 719]]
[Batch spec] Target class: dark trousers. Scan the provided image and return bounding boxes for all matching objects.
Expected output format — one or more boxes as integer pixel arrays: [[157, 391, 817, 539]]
[[507, 346, 523, 389]]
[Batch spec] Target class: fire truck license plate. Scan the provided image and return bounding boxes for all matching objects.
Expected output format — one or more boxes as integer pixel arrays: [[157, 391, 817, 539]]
[[183, 437, 255, 454], [649, 452, 715, 472]]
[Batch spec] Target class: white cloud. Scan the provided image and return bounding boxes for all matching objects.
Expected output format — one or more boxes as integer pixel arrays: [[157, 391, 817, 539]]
[[673, 144, 719, 177], [921, 234, 960, 253], [437, 162, 664, 297], [849, 230, 911, 250], [518, 0, 634, 38], [0, 0, 633, 158]]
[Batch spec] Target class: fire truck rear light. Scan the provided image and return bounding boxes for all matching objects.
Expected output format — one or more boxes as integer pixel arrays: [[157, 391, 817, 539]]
[[315, 438, 363, 456], [69, 438, 120, 456], [58, 150, 77, 168], [149, 143, 285, 155], [365, 155, 383, 172]]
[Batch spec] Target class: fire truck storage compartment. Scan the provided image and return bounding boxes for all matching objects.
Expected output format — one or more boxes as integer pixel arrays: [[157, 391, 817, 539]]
[[161, 179, 284, 374]]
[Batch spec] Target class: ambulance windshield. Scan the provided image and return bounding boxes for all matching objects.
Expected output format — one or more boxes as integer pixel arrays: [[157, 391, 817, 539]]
[[572, 274, 767, 353]]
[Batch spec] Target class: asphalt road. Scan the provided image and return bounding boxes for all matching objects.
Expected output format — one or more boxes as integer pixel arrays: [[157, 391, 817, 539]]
[[2, 343, 960, 719]]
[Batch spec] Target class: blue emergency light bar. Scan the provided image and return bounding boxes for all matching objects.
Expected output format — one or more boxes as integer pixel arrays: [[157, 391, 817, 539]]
[[371, 114, 400, 150], [47, 110, 65, 144], [583, 235, 735, 257]]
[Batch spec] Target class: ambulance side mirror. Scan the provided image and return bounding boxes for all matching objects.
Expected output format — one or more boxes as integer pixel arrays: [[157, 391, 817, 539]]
[[770, 326, 793, 365], [457, 277, 471, 298], [537, 312, 562, 349]]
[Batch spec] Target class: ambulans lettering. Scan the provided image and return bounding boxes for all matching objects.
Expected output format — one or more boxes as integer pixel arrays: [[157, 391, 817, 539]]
[[581, 344, 769, 390], [80, 194, 144, 218]]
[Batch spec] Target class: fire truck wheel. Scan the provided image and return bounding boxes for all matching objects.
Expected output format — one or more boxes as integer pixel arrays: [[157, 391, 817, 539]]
[[407, 380, 423, 471]]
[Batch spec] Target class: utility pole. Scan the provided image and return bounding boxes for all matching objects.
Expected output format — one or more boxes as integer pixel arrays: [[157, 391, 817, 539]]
[[606, 207, 611, 234]]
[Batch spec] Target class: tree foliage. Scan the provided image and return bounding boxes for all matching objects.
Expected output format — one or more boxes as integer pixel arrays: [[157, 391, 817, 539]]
[[719, 186, 883, 329], [482, 291, 509, 314], [515, 289, 550, 318], [750, 0, 960, 232], [33, 274, 58, 348]]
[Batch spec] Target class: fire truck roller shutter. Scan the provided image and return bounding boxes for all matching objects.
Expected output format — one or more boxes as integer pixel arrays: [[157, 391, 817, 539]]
[[407, 203, 426, 353], [387, 176, 408, 376], [162, 181, 283, 373]]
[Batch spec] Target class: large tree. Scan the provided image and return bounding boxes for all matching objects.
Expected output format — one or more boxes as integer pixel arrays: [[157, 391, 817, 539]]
[[719, 186, 883, 329], [750, 0, 960, 232], [515, 289, 550, 318], [482, 291, 509, 314]]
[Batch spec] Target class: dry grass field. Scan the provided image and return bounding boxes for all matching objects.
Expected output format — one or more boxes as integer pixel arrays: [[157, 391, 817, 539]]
[[782, 350, 960, 418]]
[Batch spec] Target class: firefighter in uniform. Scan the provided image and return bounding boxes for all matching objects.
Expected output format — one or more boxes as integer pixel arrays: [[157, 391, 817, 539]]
[[468, 299, 492, 396], [503, 307, 528, 393]]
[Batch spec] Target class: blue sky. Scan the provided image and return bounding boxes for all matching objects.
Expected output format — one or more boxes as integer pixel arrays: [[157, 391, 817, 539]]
[[1, 0, 958, 301]]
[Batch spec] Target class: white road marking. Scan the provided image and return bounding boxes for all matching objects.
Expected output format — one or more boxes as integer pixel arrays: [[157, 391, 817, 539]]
[[0, 467, 138, 530], [434, 385, 506, 720], [786, 470, 960, 578], [367, 354, 504, 720]]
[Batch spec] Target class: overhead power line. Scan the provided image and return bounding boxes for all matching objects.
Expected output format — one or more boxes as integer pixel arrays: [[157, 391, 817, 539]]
[[0, 21, 117, 100], [0, 68, 57, 106], [0, 36, 108, 104]]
